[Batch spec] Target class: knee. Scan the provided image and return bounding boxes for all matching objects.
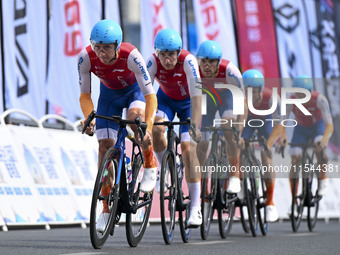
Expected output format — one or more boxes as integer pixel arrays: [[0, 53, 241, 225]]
[[291, 155, 301, 165], [99, 139, 114, 155], [152, 125, 164, 137]]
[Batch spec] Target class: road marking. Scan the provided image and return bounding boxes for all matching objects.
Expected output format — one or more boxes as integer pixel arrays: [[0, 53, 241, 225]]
[[60, 252, 106, 255], [189, 240, 234, 245], [284, 232, 319, 237]]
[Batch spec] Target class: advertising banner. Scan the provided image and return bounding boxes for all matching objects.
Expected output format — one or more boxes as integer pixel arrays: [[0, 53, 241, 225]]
[[272, 0, 313, 78], [235, 0, 280, 80], [2, 0, 48, 118], [193, 0, 238, 65]]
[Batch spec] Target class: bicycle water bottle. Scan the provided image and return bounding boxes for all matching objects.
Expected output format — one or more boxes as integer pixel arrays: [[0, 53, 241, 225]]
[[126, 156, 133, 183]]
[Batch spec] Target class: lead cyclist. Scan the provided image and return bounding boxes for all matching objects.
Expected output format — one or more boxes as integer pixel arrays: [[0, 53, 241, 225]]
[[77, 19, 158, 233]]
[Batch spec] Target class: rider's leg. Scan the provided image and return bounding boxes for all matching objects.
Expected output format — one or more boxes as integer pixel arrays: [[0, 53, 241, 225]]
[[222, 116, 241, 193], [182, 138, 202, 227], [314, 135, 328, 196]]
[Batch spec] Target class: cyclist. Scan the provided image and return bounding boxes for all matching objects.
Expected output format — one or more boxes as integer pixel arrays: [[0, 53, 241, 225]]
[[286, 76, 333, 198], [78, 20, 158, 232], [146, 29, 202, 227], [195, 40, 245, 194], [241, 69, 285, 222]]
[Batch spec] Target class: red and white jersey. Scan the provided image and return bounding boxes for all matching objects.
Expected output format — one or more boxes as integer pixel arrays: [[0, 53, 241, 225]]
[[289, 91, 333, 127], [146, 50, 201, 100], [77, 42, 154, 96], [199, 59, 244, 92], [247, 87, 282, 119]]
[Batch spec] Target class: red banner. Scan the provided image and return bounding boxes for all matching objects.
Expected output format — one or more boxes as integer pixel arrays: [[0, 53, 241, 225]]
[[235, 0, 280, 82]]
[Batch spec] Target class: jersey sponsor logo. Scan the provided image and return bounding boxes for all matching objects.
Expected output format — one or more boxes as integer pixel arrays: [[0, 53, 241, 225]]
[[173, 73, 182, 77], [133, 57, 149, 81], [147, 60, 152, 69], [188, 60, 199, 82], [228, 71, 242, 89], [118, 76, 129, 87], [78, 57, 83, 82], [177, 81, 187, 96], [112, 69, 125, 72], [94, 66, 105, 70]]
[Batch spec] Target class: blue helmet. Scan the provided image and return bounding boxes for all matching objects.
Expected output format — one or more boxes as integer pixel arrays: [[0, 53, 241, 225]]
[[196, 40, 222, 61], [242, 69, 265, 90], [154, 29, 182, 52], [292, 75, 313, 91], [90, 20, 122, 50]]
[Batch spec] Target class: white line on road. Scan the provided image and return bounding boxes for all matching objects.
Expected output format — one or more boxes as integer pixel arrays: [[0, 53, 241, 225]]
[[60, 252, 106, 255], [283, 232, 319, 237], [189, 240, 234, 245]]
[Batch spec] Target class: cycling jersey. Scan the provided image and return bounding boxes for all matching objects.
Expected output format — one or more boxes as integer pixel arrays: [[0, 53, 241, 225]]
[[147, 50, 201, 142], [199, 59, 243, 141], [77, 42, 156, 140], [147, 50, 201, 100], [78, 42, 154, 96], [290, 91, 332, 127]]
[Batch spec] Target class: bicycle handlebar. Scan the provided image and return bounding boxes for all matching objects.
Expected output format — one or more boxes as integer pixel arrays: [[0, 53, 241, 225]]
[[82, 110, 147, 143], [201, 126, 240, 144], [154, 117, 200, 143]]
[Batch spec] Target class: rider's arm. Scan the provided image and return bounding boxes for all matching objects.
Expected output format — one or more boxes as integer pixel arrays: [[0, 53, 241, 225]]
[[127, 49, 157, 132], [226, 62, 247, 133], [78, 49, 94, 118], [267, 94, 285, 148], [183, 54, 202, 128], [317, 94, 334, 145], [146, 55, 157, 85]]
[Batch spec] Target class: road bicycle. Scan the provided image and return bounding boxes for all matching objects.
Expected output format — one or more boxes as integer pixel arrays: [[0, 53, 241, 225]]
[[289, 141, 324, 232], [239, 136, 268, 237], [83, 110, 153, 248], [153, 118, 197, 244], [200, 126, 239, 240]]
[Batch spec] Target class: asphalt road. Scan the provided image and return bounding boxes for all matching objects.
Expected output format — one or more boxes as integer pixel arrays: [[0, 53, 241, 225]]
[[0, 220, 339, 255]]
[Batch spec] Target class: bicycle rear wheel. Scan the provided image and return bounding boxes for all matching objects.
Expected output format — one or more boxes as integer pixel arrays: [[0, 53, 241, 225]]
[[126, 153, 153, 247], [200, 155, 217, 240], [160, 151, 177, 244], [178, 154, 191, 243], [90, 148, 120, 249], [244, 169, 259, 237], [291, 175, 306, 232]]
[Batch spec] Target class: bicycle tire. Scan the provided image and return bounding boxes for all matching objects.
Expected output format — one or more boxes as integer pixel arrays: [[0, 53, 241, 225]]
[[217, 156, 235, 239], [291, 176, 306, 232], [255, 159, 267, 236], [240, 203, 250, 233], [200, 155, 218, 240], [307, 152, 320, 231], [90, 147, 120, 249], [126, 153, 153, 247], [160, 151, 177, 244], [244, 167, 259, 237], [178, 154, 191, 243]]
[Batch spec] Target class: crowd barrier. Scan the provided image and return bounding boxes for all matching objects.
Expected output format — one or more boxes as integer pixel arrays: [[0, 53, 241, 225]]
[[0, 109, 339, 231]]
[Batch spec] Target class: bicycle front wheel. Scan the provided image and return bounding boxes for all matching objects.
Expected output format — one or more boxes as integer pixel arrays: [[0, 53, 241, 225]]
[[244, 169, 259, 237], [126, 153, 153, 247], [160, 151, 177, 244], [254, 159, 267, 236], [200, 155, 218, 240], [217, 156, 235, 239], [178, 154, 191, 243], [90, 148, 120, 249], [291, 176, 306, 232]]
